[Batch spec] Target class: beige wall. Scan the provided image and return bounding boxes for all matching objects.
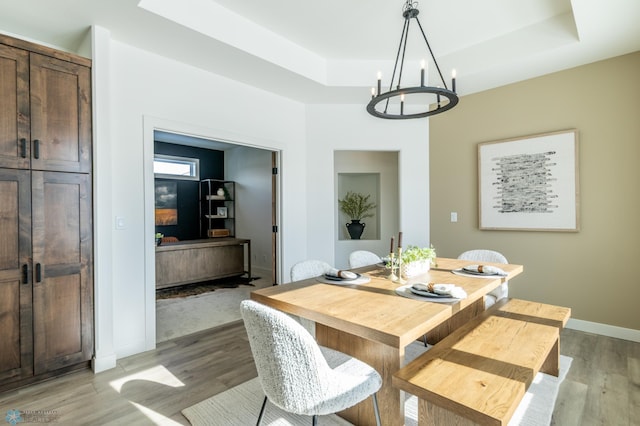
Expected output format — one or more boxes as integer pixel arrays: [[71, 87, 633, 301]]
[[430, 51, 640, 332]]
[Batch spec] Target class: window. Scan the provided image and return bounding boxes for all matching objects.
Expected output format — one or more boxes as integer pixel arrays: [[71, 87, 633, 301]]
[[154, 154, 199, 180]]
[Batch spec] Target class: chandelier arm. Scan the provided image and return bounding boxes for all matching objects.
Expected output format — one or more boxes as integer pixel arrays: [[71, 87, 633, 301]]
[[385, 18, 410, 113], [397, 17, 411, 90], [414, 16, 448, 90]]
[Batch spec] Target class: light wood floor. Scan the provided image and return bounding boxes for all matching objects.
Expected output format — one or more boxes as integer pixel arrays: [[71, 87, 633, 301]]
[[0, 322, 638, 425]]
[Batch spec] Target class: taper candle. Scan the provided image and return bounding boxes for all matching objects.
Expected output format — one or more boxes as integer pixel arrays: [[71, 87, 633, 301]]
[[390, 236, 394, 253], [452, 69, 457, 92], [397, 232, 403, 249]]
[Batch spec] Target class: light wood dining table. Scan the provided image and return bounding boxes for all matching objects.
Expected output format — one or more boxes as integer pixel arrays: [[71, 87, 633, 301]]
[[250, 257, 523, 426]]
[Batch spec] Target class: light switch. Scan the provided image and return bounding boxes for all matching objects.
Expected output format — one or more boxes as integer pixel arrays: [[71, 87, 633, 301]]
[[115, 216, 126, 230], [450, 212, 458, 222]]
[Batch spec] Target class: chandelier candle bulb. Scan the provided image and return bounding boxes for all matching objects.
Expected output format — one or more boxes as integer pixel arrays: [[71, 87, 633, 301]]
[[420, 60, 425, 86], [377, 72, 382, 95], [400, 94, 405, 115], [371, 87, 375, 99], [452, 69, 457, 92]]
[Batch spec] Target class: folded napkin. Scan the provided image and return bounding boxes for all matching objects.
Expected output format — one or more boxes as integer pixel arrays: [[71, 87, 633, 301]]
[[462, 264, 508, 276], [412, 283, 467, 299], [325, 268, 358, 280]]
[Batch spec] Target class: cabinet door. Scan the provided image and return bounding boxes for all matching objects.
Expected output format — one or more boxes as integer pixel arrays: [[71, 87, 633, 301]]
[[0, 169, 33, 382], [29, 53, 91, 173], [31, 171, 92, 374], [0, 44, 30, 169]]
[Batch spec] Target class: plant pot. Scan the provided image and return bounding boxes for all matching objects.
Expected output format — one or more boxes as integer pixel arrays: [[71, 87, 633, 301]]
[[156, 238, 162, 246], [346, 220, 365, 239], [401, 259, 431, 278]]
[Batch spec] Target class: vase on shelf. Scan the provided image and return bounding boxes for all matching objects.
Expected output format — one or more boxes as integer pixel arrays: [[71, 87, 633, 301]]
[[217, 188, 225, 197], [346, 220, 365, 240]]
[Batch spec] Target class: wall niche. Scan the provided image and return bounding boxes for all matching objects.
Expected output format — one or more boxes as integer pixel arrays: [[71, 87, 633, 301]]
[[334, 151, 399, 267]]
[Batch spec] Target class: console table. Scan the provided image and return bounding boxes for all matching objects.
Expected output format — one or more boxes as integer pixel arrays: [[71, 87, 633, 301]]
[[155, 238, 251, 289]]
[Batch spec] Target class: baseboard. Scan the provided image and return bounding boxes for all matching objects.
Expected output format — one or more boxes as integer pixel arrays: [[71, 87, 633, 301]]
[[92, 352, 117, 373], [566, 318, 640, 343]]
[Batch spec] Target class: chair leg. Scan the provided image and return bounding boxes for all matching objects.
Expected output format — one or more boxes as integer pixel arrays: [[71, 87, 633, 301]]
[[256, 396, 268, 426], [372, 393, 382, 426], [312, 415, 318, 426], [423, 334, 428, 347]]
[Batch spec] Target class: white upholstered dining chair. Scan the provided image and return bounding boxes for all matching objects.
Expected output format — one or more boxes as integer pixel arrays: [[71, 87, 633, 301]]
[[290, 259, 332, 282], [348, 250, 382, 269], [241, 300, 382, 426], [288, 259, 333, 336], [457, 249, 509, 308]]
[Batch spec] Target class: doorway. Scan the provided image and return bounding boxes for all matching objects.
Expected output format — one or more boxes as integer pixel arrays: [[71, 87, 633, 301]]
[[143, 118, 281, 348]]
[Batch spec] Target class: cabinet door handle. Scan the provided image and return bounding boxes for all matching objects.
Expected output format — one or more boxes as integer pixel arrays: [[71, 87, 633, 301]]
[[33, 139, 40, 159], [22, 264, 28, 284], [35, 263, 42, 283], [20, 138, 27, 158]]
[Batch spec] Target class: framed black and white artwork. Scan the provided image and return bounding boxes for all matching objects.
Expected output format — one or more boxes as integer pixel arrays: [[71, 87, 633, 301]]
[[478, 129, 579, 232]]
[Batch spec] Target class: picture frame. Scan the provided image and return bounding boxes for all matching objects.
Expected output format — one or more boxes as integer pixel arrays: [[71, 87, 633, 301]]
[[216, 207, 228, 218], [478, 129, 579, 232], [155, 181, 178, 225]]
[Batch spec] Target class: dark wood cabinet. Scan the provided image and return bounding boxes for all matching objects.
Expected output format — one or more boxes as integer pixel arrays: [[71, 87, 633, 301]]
[[0, 44, 30, 169], [0, 34, 93, 391], [0, 169, 33, 383], [0, 35, 91, 173], [29, 53, 92, 173], [32, 171, 92, 375]]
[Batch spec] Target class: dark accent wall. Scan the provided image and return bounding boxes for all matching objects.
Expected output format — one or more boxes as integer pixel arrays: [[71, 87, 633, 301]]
[[154, 142, 224, 241]]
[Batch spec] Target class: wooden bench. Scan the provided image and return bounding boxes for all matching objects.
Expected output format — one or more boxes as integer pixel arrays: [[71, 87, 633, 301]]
[[393, 298, 571, 426]]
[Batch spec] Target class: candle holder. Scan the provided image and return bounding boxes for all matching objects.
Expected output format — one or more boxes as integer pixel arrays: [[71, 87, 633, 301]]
[[387, 252, 398, 281], [395, 247, 407, 284]]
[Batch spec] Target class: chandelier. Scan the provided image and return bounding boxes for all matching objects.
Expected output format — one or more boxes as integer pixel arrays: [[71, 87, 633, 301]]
[[367, 1, 458, 119]]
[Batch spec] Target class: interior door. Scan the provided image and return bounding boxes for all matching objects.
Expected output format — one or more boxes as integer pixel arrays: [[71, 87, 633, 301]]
[[31, 171, 92, 374]]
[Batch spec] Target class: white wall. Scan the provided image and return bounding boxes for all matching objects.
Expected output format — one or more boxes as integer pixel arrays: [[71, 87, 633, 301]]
[[305, 105, 431, 268], [94, 31, 307, 366], [93, 28, 435, 369]]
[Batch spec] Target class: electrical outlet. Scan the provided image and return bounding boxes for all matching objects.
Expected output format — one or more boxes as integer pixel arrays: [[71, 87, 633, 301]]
[[450, 212, 458, 222]]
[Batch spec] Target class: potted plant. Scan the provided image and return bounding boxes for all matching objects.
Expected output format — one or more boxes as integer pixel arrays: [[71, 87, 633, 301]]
[[338, 191, 377, 239], [401, 245, 437, 277]]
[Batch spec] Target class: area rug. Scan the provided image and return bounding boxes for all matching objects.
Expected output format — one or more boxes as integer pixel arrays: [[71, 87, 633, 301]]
[[182, 354, 572, 425], [156, 276, 259, 300], [156, 274, 272, 343]]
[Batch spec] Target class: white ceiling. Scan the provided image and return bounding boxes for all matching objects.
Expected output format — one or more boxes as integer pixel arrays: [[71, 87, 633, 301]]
[[1, 0, 639, 104]]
